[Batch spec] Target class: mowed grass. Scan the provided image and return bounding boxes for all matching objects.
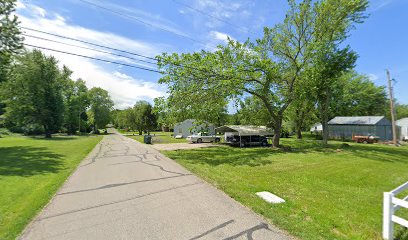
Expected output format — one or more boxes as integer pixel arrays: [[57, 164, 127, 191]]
[[123, 131, 187, 144], [162, 138, 408, 240], [0, 134, 102, 240]]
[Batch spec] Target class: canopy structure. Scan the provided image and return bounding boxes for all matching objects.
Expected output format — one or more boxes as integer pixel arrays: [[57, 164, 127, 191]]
[[215, 125, 274, 136]]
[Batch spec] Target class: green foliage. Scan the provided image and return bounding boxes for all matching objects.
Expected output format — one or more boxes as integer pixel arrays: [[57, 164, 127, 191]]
[[396, 104, 408, 119], [132, 100, 157, 134], [157, 0, 368, 147], [332, 71, 388, 117], [114, 101, 158, 134], [0, 0, 24, 83], [2, 50, 65, 137], [237, 96, 272, 127], [62, 78, 89, 134], [88, 87, 113, 131]]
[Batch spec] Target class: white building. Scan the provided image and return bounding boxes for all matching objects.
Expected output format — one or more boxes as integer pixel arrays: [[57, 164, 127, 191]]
[[397, 118, 408, 141], [310, 123, 323, 134], [173, 119, 215, 138]]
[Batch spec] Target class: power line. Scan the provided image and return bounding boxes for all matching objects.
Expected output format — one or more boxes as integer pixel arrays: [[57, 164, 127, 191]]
[[25, 44, 162, 73], [21, 27, 220, 77], [172, 0, 255, 35], [21, 26, 157, 61], [22, 33, 157, 65], [23, 30, 254, 82], [78, 0, 210, 47]]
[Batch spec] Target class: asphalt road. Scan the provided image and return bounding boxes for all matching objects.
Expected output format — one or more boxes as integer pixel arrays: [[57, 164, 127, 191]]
[[20, 130, 293, 240]]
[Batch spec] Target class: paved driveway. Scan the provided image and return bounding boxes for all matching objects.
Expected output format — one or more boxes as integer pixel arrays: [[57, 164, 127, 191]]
[[20, 130, 293, 240]]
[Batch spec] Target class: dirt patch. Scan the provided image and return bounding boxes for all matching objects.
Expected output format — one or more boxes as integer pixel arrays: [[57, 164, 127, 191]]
[[151, 142, 220, 151]]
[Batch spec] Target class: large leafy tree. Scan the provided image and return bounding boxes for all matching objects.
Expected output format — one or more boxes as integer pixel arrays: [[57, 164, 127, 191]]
[[158, 1, 315, 147], [158, 0, 367, 147], [0, 0, 23, 83], [309, 0, 368, 144], [332, 71, 387, 117], [88, 87, 113, 132], [0, 0, 24, 116], [63, 77, 90, 134], [132, 101, 157, 135], [3, 50, 65, 137]]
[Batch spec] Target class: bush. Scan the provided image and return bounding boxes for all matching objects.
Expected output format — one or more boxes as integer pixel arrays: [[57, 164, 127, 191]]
[[280, 127, 290, 138], [21, 124, 44, 135]]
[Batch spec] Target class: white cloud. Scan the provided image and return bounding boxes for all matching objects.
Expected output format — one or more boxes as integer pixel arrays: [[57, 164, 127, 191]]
[[368, 73, 379, 81], [204, 31, 235, 51], [31, 5, 47, 17], [16, 3, 168, 108], [209, 30, 234, 43], [15, 0, 26, 9]]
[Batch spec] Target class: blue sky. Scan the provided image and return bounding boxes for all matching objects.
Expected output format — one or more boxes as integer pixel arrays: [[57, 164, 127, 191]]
[[16, 0, 408, 108]]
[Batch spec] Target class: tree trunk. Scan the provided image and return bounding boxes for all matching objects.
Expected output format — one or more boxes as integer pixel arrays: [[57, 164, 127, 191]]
[[296, 128, 302, 139], [320, 89, 330, 146], [44, 125, 52, 138], [138, 129, 142, 135], [272, 118, 282, 148]]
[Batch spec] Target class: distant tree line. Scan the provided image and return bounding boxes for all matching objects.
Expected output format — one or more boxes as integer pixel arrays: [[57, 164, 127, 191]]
[[112, 101, 158, 135]]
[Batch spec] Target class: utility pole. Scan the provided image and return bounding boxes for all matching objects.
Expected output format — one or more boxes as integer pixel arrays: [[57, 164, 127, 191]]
[[386, 69, 397, 145]]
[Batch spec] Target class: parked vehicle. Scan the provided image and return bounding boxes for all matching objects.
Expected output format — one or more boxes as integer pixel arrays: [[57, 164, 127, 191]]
[[352, 135, 379, 144], [186, 132, 220, 143], [226, 134, 268, 147]]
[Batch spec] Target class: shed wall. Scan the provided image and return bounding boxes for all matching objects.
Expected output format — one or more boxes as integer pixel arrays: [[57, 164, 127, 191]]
[[173, 120, 215, 138], [328, 124, 392, 140]]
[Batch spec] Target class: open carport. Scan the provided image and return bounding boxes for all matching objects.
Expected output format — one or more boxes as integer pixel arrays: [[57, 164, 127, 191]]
[[216, 125, 274, 147]]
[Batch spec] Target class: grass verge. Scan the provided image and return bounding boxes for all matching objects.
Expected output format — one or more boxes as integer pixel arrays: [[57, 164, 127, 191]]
[[0, 134, 102, 240], [162, 138, 408, 239]]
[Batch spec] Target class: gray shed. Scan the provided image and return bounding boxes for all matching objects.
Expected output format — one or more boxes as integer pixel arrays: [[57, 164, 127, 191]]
[[397, 118, 408, 141], [328, 116, 392, 140], [173, 119, 215, 138]]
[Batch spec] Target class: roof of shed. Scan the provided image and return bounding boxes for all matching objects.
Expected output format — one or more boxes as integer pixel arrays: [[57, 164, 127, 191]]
[[328, 116, 386, 125], [397, 118, 408, 126], [216, 125, 274, 135]]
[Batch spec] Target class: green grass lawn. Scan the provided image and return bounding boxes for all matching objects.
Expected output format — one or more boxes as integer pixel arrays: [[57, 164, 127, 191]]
[[0, 134, 102, 240], [162, 138, 408, 240], [123, 131, 188, 144]]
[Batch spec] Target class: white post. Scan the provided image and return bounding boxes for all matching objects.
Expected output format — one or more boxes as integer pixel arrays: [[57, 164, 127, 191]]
[[383, 192, 394, 240]]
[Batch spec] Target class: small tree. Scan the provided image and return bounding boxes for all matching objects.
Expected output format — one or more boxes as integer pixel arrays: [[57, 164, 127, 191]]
[[132, 101, 157, 135], [88, 87, 113, 132], [63, 77, 89, 134]]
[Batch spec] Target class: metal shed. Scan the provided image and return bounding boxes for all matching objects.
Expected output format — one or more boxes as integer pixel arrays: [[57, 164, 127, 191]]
[[173, 119, 215, 138], [328, 116, 393, 141], [396, 118, 408, 141]]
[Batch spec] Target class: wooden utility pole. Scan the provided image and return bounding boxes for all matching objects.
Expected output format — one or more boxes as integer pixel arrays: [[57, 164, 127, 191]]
[[386, 70, 397, 145]]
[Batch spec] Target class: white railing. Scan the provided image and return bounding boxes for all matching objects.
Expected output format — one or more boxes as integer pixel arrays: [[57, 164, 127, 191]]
[[383, 181, 408, 239]]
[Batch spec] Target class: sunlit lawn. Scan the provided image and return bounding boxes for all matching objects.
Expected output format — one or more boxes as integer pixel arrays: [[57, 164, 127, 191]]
[[162, 137, 408, 239], [0, 134, 102, 240]]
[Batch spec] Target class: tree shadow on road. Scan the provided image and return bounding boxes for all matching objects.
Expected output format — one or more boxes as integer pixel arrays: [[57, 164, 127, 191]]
[[0, 146, 64, 176]]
